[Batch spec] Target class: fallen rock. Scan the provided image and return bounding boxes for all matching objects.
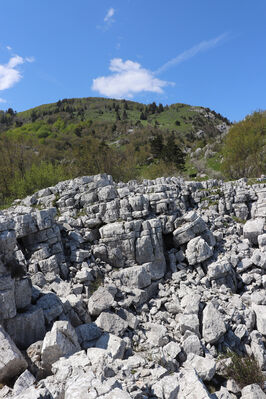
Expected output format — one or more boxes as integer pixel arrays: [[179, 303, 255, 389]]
[[41, 321, 81, 368], [202, 302, 227, 344], [0, 326, 27, 383]]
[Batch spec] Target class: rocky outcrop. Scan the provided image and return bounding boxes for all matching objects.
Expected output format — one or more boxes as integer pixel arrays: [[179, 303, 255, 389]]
[[0, 173, 265, 398]]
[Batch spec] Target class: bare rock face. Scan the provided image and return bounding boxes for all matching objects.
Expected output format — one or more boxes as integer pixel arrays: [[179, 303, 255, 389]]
[[0, 326, 27, 383], [0, 174, 266, 398]]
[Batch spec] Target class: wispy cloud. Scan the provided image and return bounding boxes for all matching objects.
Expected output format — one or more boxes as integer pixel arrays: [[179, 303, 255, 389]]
[[0, 98, 7, 103], [104, 7, 115, 22], [0, 53, 34, 91], [92, 58, 172, 98], [97, 7, 115, 31], [6, 46, 12, 51], [155, 33, 228, 74]]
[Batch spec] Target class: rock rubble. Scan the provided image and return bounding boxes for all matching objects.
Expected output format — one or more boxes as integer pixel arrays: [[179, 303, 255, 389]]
[[0, 173, 265, 398]]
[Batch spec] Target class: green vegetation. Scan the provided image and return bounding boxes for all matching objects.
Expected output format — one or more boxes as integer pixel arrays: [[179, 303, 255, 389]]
[[222, 111, 266, 178], [224, 351, 264, 389], [0, 97, 230, 205]]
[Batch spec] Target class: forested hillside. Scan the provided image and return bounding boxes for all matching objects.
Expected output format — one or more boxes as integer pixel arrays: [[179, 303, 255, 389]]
[[0, 97, 264, 207]]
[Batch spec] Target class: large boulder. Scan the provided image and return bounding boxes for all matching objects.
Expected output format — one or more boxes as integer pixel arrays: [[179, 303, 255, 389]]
[[173, 213, 207, 246], [88, 286, 117, 316], [0, 326, 27, 383], [4, 305, 46, 349], [243, 219, 265, 246], [95, 311, 128, 336], [41, 321, 81, 368], [185, 237, 213, 265], [252, 304, 266, 335], [202, 302, 227, 344]]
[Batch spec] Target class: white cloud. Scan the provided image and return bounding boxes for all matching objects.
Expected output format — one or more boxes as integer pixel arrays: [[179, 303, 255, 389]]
[[156, 33, 228, 74], [0, 54, 34, 91], [25, 56, 35, 63], [104, 7, 115, 22], [6, 46, 12, 51], [0, 98, 7, 103], [92, 58, 171, 98]]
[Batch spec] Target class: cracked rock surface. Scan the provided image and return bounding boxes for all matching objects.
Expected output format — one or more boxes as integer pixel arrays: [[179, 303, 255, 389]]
[[0, 173, 265, 398]]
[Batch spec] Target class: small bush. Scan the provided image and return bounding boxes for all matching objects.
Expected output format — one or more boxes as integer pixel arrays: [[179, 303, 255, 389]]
[[224, 351, 264, 389]]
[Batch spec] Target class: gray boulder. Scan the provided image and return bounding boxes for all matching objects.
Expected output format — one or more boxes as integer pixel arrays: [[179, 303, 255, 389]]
[[202, 302, 227, 344], [95, 311, 128, 336], [0, 326, 27, 383], [241, 384, 266, 399], [243, 219, 265, 246], [184, 353, 216, 381], [96, 332, 126, 359], [41, 321, 81, 368], [4, 305, 46, 349], [88, 286, 116, 316], [185, 237, 213, 265]]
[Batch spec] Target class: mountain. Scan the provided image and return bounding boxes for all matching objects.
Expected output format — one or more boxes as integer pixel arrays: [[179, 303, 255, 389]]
[[0, 97, 233, 206], [1, 98, 265, 206]]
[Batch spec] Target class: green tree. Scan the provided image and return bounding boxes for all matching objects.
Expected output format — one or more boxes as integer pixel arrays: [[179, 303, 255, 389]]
[[222, 111, 266, 178]]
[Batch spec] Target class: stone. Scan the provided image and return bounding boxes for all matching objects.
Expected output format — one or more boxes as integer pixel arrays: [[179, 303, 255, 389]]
[[184, 353, 216, 381], [42, 321, 81, 368], [95, 311, 128, 336], [152, 374, 179, 399], [243, 219, 265, 246], [178, 368, 212, 398], [14, 277, 32, 311], [179, 314, 200, 337], [0, 326, 27, 383], [202, 302, 227, 344], [13, 369, 36, 396], [96, 332, 126, 359], [88, 286, 116, 316], [241, 384, 266, 399], [36, 293, 63, 324], [4, 305, 46, 349], [185, 237, 213, 265], [252, 304, 266, 335], [182, 334, 203, 356], [113, 265, 151, 289], [173, 215, 207, 246], [75, 323, 103, 349], [215, 387, 234, 399], [0, 275, 16, 320], [146, 323, 169, 347]]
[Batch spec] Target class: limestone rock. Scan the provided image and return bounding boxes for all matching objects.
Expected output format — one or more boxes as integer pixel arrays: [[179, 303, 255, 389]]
[[185, 236, 213, 265], [202, 302, 227, 344], [42, 321, 81, 368], [95, 311, 128, 336], [0, 326, 27, 383], [243, 219, 265, 246], [88, 286, 117, 316]]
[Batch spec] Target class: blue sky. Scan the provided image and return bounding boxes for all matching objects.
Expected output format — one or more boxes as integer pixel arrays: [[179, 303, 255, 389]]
[[0, 1, 265, 121]]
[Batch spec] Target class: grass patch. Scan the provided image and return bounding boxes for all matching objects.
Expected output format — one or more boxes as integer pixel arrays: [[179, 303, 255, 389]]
[[224, 351, 264, 389]]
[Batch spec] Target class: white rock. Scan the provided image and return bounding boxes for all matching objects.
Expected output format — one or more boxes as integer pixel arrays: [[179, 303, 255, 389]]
[[184, 353, 216, 381], [252, 304, 266, 335], [0, 326, 27, 383], [202, 302, 227, 344], [96, 333, 126, 360], [42, 321, 81, 367], [186, 237, 213, 265], [241, 384, 266, 399]]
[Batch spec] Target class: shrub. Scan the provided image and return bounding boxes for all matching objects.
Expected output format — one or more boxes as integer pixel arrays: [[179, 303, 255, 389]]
[[224, 351, 264, 389]]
